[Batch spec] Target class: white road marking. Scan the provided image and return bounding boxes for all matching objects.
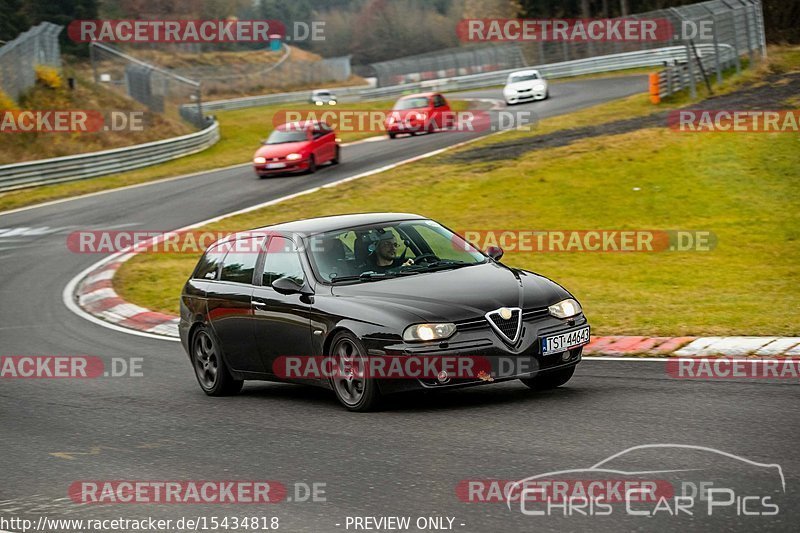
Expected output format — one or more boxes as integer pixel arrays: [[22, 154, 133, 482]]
[[582, 357, 673, 362]]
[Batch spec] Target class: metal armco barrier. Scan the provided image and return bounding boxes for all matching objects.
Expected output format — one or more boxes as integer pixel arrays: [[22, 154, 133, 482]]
[[0, 121, 219, 192], [196, 45, 729, 114], [653, 44, 738, 102]]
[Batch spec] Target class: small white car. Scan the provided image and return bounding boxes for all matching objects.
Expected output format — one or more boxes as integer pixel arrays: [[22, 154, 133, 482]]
[[503, 70, 548, 105], [310, 89, 337, 106]]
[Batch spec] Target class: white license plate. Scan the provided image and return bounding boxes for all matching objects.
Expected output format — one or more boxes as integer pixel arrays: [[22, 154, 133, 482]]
[[266, 163, 286, 169], [542, 326, 591, 355]]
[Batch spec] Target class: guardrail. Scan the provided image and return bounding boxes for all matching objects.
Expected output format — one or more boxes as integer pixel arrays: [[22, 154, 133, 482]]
[[350, 45, 734, 101], [0, 121, 220, 192], [654, 45, 738, 101], [199, 84, 374, 112], [196, 45, 729, 112]]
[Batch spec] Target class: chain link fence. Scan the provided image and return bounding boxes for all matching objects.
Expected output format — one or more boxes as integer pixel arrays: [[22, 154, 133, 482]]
[[369, 45, 527, 87], [366, 0, 765, 88], [650, 0, 766, 99], [168, 46, 352, 98], [0, 22, 63, 101], [89, 42, 204, 128]]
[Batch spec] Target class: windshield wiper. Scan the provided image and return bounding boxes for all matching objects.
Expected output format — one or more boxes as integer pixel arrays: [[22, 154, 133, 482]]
[[406, 260, 475, 272], [329, 272, 397, 283]]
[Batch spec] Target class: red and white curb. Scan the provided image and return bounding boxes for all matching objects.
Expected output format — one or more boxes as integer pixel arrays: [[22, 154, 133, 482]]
[[74, 254, 180, 338]]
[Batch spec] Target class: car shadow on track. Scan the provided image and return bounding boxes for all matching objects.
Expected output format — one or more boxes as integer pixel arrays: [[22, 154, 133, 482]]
[[238, 381, 590, 413]]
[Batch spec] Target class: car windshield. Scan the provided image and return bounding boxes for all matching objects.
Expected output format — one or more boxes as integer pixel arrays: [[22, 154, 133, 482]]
[[510, 73, 539, 83], [314, 91, 331, 97], [306, 219, 487, 283], [393, 97, 430, 110], [265, 129, 308, 144]]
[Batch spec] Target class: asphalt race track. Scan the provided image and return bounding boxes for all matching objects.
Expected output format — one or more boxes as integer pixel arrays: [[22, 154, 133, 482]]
[[1, 76, 798, 532]]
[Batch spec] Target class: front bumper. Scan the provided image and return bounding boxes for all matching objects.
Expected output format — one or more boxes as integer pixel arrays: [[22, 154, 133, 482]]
[[362, 313, 589, 394], [505, 90, 547, 104], [253, 160, 310, 176], [386, 122, 426, 134]]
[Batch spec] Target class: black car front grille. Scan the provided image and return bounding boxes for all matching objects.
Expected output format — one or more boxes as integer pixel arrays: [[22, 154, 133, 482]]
[[522, 307, 548, 321], [487, 309, 521, 342], [457, 307, 547, 336], [455, 317, 487, 332]]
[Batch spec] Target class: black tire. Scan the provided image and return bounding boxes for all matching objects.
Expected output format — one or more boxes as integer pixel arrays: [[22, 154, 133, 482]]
[[388, 132, 397, 139], [328, 331, 382, 412], [331, 146, 340, 164], [191, 326, 243, 396], [520, 366, 574, 391], [307, 155, 317, 174]]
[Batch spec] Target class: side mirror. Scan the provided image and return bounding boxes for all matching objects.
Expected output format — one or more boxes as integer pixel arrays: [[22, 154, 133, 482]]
[[486, 246, 504, 261], [271, 276, 312, 295]]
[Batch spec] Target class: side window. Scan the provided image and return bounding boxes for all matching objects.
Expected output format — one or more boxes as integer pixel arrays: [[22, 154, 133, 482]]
[[193, 244, 225, 280], [433, 95, 446, 107], [262, 237, 305, 287], [219, 239, 260, 284]]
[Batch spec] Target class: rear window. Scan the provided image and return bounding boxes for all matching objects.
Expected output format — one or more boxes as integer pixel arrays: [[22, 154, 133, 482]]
[[193, 244, 225, 280], [219, 239, 262, 284]]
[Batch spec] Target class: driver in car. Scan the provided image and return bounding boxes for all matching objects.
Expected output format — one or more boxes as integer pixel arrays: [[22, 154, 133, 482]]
[[368, 232, 415, 273]]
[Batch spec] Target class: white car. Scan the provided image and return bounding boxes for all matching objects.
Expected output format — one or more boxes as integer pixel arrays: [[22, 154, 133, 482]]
[[310, 89, 337, 106], [503, 70, 548, 105]]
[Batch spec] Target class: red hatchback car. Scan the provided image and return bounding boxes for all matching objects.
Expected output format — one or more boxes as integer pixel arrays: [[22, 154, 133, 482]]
[[385, 92, 452, 139], [253, 121, 340, 177]]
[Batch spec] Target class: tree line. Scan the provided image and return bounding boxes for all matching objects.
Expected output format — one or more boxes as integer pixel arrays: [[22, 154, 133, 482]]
[[1, 0, 796, 61]]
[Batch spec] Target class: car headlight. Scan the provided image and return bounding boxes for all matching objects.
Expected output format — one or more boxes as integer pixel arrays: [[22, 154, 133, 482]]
[[548, 299, 582, 319], [286, 153, 302, 161], [253, 156, 266, 164], [403, 323, 456, 342]]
